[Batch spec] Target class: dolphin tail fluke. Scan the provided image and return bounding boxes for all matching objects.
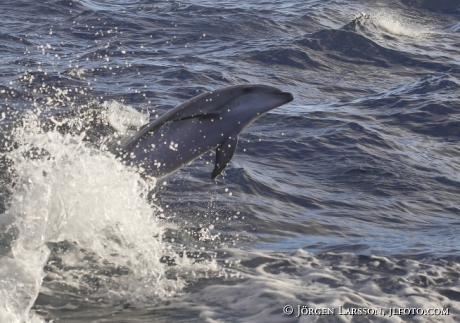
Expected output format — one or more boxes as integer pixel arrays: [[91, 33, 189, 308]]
[[212, 135, 239, 179]]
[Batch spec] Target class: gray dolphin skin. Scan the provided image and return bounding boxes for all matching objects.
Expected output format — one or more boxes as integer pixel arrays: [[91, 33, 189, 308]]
[[123, 84, 294, 179]]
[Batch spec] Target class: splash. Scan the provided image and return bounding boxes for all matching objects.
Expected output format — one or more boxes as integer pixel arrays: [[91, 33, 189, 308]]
[[103, 100, 149, 134], [0, 106, 219, 322]]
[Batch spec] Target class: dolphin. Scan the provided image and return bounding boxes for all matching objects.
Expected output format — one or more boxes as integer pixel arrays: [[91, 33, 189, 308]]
[[122, 84, 294, 179]]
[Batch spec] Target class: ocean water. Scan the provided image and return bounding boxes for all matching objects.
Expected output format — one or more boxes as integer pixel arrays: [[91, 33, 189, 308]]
[[0, 0, 459, 322]]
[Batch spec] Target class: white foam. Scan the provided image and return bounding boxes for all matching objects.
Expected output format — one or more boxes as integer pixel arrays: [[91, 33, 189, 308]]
[[103, 100, 149, 134], [0, 111, 219, 322], [181, 249, 460, 323], [354, 11, 434, 39], [67, 68, 87, 79], [373, 11, 433, 38]]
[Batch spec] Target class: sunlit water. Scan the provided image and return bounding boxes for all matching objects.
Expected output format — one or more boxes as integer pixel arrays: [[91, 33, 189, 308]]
[[0, 0, 459, 322]]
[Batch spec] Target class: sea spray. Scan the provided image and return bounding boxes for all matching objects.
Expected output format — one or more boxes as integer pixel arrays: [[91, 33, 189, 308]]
[[0, 107, 219, 322]]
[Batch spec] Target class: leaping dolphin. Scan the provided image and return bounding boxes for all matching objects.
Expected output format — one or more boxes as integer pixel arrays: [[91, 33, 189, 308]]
[[122, 84, 294, 179]]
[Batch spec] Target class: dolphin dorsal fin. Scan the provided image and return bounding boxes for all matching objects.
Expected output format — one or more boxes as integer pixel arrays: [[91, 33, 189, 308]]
[[212, 135, 239, 179]]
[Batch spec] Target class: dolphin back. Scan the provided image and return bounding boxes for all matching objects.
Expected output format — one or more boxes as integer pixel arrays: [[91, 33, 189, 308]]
[[124, 85, 264, 150]]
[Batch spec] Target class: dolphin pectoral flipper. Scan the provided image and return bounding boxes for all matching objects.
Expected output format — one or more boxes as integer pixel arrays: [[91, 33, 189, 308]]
[[212, 135, 239, 179]]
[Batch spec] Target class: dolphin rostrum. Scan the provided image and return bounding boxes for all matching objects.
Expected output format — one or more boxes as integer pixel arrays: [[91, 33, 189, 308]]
[[122, 84, 294, 179]]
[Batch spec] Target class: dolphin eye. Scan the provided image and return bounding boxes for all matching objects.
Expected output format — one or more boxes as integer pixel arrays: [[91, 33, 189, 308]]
[[243, 87, 253, 93]]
